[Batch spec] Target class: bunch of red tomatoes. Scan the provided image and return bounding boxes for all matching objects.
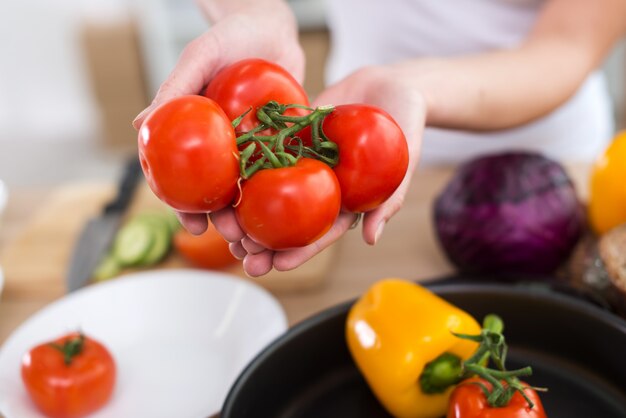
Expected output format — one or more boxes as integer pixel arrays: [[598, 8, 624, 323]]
[[138, 59, 409, 250]]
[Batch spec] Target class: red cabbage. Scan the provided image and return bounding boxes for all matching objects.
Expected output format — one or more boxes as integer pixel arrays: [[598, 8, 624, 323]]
[[434, 152, 584, 275]]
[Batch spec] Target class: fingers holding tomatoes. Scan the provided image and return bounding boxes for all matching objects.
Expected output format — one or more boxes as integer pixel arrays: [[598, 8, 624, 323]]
[[232, 211, 360, 277], [136, 58, 415, 274], [176, 212, 210, 236], [271, 211, 360, 272]]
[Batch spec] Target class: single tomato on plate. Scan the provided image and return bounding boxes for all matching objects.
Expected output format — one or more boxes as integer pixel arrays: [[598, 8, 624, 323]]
[[21, 332, 116, 418]]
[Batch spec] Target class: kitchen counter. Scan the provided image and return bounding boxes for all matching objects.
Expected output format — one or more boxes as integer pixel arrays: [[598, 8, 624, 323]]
[[0, 163, 591, 344]]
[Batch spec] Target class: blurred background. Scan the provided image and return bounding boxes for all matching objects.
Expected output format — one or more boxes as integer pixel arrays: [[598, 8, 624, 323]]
[[0, 0, 329, 188], [0, 0, 624, 187]]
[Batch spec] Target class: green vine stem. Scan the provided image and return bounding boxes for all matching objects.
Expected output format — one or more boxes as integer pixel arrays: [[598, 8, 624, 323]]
[[419, 314, 546, 409], [233, 101, 337, 178]]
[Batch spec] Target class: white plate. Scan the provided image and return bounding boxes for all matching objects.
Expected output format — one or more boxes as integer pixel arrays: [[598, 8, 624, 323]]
[[0, 269, 287, 418]]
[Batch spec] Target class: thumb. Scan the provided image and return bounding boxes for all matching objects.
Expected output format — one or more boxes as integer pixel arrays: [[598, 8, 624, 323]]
[[132, 31, 221, 129]]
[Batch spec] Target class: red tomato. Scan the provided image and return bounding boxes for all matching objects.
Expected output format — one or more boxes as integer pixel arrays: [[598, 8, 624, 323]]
[[311, 104, 409, 213], [138, 95, 239, 213], [447, 378, 547, 418], [174, 222, 237, 269], [21, 333, 116, 418], [204, 58, 310, 133], [235, 158, 341, 250]]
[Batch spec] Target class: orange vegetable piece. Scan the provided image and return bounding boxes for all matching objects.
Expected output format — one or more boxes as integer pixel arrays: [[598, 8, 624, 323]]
[[174, 222, 237, 269], [589, 131, 626, 235]]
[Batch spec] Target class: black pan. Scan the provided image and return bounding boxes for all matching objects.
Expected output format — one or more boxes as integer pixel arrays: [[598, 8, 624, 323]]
[[221, 279, 626, 418]]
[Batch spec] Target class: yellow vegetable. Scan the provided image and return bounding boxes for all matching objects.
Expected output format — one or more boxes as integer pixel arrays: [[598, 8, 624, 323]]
[[589, 131, 626, 235], [346, 279, 481, 418]]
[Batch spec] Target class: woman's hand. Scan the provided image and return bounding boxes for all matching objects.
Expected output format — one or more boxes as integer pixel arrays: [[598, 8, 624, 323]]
[[132, 0, 304, 235], [224, 66, 426, 276]]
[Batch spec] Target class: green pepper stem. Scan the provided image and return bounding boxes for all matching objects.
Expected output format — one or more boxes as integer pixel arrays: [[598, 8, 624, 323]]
[[483, 314, 504, 334], [420, 353, 463, 394]]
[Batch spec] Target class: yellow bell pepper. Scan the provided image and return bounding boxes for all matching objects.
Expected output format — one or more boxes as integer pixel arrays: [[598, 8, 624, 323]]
[[589, 130, 626, 234], [346, 278, 481, 418]]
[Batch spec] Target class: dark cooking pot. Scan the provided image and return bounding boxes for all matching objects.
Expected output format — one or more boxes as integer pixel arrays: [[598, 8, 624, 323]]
[[221, 279, 626, 418]]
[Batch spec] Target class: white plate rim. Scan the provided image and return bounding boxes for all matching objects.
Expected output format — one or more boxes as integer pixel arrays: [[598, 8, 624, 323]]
[[1, 269, 286, 351], [0, 268, 288, 418]]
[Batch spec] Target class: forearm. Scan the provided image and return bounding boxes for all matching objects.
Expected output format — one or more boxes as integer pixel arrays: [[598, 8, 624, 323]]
[[392, 0, 626, 131], [394, 45, 591, 131], [197, 0, 297, 33]]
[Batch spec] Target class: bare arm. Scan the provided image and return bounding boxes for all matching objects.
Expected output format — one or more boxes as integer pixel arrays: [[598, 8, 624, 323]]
[[389, 0, 626, 131]]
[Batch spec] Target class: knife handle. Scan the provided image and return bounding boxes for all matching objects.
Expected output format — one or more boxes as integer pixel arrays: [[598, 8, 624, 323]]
[[104, 157, 143, 215]]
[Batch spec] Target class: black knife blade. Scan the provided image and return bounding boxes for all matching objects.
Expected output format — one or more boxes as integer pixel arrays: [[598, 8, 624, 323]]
[[66, 156, 143, 292]]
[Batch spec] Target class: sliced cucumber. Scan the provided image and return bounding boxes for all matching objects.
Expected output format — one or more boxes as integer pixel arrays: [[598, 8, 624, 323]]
[[135, 212, 175, 237], [93, 255, 122, 282], [94, 210, 176, 281], [135, 216, 172, 266], [112, 220, 154, 266]]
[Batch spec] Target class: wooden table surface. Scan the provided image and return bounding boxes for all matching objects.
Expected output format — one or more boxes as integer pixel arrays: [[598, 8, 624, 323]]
[[0, 164, 591, 344]]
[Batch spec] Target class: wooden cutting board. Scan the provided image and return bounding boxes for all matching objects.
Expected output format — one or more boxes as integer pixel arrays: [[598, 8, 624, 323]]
[[0, 162, 592, 335], [0, 180, 337, 302]]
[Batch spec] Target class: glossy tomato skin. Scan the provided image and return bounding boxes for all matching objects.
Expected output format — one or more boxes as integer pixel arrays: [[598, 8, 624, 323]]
[[138, 95, 239, 213], [320, 104, 409, 213], [447, 378, 547, 418], [235, 158, 341, 250], [174, 222, 237, 269], [21, 333, 116, 418], [204, 58, 310, 133]]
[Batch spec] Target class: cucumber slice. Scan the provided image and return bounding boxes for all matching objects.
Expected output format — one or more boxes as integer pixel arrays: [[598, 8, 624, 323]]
[[135, 212, 175, 238], [112, 220, 154, 266], [109, 211, 175, 269], [135, 216, 172, 266], [93, 255, 121, 282]]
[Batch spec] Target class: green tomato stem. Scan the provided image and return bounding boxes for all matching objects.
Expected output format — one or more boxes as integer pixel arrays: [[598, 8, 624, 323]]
[[233, 101, 337, 177], [50, 333, 85, 366], [231, 107, 252, 129], [417, 314, 543, 411]]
